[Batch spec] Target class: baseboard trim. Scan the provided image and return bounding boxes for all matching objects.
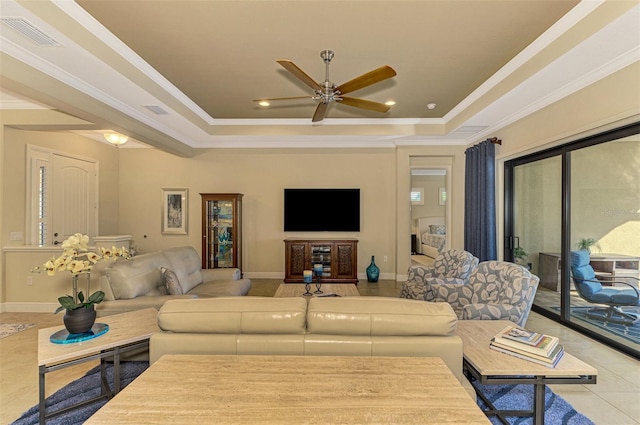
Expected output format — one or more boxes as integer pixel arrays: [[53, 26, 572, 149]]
[[1, 302, 58, 313], [358, 272, 396, 281], [242, 272, 284, 279]]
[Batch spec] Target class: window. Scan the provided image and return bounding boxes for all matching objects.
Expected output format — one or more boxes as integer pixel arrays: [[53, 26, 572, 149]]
[[439, 187, 447, 205], [37, 161, 48, 246], [410, 188, 424, 205], [27, 147, 51, 246]]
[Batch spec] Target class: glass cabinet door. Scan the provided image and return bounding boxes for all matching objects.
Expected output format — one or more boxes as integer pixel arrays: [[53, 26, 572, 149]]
[[310, 244, 332, 277], [201, 193, 243, 270], [208, 200, 234, 268]]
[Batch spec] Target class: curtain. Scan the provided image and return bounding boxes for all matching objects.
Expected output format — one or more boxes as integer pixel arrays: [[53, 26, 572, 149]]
[[464, 139, 497, 261]]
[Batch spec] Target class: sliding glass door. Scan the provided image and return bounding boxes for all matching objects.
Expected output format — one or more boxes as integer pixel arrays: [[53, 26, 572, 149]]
[[569, 138, 640, 350], [504, 123, 640, 359], [508, 156, 562, 308]]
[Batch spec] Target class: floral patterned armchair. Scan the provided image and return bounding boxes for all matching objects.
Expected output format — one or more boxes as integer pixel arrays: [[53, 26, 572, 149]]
[[400, 249, 479, 301], [428, 261, 539, 327]]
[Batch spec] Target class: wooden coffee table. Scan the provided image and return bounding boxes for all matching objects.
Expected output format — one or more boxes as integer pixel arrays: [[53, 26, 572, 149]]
[[274, 283, 360, 298], [456, 320, 597, 425], [85, 354, 491, 424], [37, 308, 159, 424]]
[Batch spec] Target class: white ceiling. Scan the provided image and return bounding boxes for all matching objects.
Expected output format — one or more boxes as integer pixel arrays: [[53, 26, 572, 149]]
[[0, 0, 638, 155]]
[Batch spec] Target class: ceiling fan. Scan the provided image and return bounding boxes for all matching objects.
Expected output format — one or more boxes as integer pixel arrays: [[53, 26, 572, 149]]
[[254, 50, 397, 122]]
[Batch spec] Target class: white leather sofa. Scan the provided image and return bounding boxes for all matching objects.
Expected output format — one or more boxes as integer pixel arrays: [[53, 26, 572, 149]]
[[150, 296, 466, 385], [97, 246, 251, 314]]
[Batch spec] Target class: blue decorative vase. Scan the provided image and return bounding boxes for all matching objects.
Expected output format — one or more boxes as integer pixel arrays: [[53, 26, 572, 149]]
[[366, 256, 380, 283]]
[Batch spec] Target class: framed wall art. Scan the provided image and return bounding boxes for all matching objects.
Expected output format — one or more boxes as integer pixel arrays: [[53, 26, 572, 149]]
[[161, 188, 188, 234]]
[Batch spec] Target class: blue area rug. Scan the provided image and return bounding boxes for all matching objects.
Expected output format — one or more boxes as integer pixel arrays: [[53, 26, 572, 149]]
[[12, 361, 148, 425], [13, 361, 594, 425], [473, 379, 594, 425], [552, 306, 640, 346]]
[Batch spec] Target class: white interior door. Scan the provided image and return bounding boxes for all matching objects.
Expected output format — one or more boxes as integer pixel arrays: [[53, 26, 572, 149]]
[[51, 154, 97, 245]]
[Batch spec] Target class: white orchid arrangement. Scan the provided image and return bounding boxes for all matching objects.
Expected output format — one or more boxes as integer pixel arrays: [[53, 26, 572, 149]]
[[34, 233, 132, 313], [36, 233, 131, 276]]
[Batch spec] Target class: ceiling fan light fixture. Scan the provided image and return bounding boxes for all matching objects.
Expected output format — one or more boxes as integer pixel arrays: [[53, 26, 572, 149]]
[[385, 100, 396, 106], [103, 132, 128, 145], [260, 50, 397, 122], [258, 101, 270, 107]]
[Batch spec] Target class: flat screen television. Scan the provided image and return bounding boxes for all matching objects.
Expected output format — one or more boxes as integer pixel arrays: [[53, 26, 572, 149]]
[[284, 188, 360, 232]]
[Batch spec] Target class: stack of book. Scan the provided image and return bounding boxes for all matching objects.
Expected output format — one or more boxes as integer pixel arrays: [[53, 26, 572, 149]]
[[490, 325, 564, 368]]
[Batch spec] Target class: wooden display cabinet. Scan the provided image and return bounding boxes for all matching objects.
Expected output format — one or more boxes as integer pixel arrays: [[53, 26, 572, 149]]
[[284, 238, 358, 284], [201, 193, 243, 271]]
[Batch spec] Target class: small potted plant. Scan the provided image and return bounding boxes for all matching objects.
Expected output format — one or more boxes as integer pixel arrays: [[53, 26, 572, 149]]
[[576, 238, 601, 253], [34, 233, 131, 334], [514, 246, 527, 263], [514, 246, 532, 270]]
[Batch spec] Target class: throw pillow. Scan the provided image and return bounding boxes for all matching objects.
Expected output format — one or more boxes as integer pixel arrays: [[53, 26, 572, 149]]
[[429, 224, 446, 235], [161, 267, 183, 295]]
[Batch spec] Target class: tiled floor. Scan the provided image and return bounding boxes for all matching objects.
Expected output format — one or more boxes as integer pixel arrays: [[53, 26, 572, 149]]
[[1, 279, 638, 424], [526, 312, 640, 424]]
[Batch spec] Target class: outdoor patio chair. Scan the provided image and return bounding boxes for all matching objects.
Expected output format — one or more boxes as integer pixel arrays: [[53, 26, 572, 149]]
[[570, 250, 640, 325], [400, 249, 479, 301], [426, 261, 539, 327]]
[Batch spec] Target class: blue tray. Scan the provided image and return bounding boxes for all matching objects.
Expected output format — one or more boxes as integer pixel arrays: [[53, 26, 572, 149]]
[[50, 323, 109, 344]]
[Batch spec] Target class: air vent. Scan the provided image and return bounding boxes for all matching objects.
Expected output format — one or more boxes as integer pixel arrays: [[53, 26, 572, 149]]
[[143, 105, 169, 115], [1, 17, 61, 46]]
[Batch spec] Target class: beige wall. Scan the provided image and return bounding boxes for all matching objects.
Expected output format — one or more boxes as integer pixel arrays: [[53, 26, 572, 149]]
[[495, 63, 640, 159], [1, 62, 638, 311], [116, 147, 398, 278]]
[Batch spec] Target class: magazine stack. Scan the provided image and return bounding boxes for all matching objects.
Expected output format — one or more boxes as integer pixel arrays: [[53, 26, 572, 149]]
[[490, 325, 564, 368]]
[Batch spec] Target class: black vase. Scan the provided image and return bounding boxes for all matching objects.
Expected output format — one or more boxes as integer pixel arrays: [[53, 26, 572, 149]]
[[63, 305, 96, 334], [366, 256, 380, 283]]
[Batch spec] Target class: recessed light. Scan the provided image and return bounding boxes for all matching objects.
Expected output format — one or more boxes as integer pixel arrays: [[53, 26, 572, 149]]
[[258, 101, 270, 107], [426, 103, 437, 110], [385, 100, 396, 106]]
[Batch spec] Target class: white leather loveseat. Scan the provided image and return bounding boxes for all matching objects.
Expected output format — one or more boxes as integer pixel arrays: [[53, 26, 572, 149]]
[[150, 296, 466, 385], [97, 246, 251, 314]]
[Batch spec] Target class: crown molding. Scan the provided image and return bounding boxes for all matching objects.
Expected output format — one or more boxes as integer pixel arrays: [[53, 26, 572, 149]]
[[443, 0, 604, 122]]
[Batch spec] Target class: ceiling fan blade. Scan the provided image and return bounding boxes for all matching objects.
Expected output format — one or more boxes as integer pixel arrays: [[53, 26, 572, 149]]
[[339, 97, 391, 113], [253, 96, 314, 102], [312, 102, 329, 122], [335, 65, 397, 95], [277, 60, 323, 91]]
